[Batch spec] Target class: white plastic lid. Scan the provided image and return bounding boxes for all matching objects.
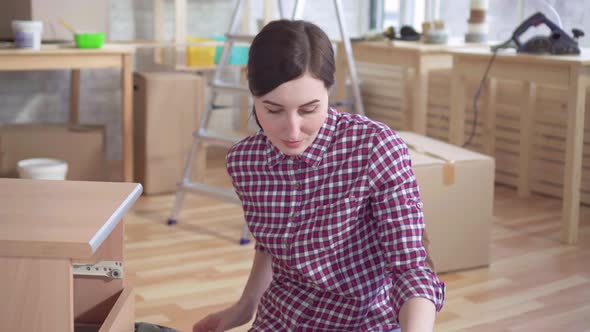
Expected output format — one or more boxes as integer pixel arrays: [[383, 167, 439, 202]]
[[17, 158, 67, 171], [11, 20, 43, 30]]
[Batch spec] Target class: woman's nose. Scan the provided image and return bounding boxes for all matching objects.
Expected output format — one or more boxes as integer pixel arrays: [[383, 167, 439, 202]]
[[285, 115, 301, 138]]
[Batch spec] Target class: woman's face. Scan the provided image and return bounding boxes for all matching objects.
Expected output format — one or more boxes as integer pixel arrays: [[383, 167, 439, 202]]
[[253, 72, 329, 156]]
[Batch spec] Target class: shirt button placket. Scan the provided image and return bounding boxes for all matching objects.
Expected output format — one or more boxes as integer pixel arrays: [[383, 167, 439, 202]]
[[285, 211, 296, 250]]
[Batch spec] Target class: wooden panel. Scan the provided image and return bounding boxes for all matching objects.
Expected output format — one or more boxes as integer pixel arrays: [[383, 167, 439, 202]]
[[0, 54, 122, 70], [0, 180, 141, 259], [358, 63, 407, 130], [122, 54, 134, 182], [99, 287, 135, 332], [455, 56, 570, 86], [0, 257, 73, 332], [74, 222, 125, 323]]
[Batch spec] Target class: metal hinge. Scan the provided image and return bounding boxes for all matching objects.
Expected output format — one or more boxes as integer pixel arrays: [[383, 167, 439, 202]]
[[72, 261, 124, 279]]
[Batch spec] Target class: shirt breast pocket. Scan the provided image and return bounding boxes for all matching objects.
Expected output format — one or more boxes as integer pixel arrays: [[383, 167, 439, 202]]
[[305, 194, 360, 253], [292, 194, 360, 294]]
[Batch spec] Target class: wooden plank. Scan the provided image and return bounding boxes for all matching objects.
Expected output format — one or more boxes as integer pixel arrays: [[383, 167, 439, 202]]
[[153, 0, 164, 64], [455, 56, 571, 87], [73, 223, 124, 323], [450, 60, 466, 145], [122, 54, 134, 182], [0, 54, 121, 70], [0, 257, 73, 332], [412, 58, 428, 133], [518, 82, 536, 197], [174, 0, 187, 67], [484, 79, 498, 156], [561, 66, 586, 244], [98, 287, 135, 332], [334, 42, 348, 113], [69, 69, 81, 125]]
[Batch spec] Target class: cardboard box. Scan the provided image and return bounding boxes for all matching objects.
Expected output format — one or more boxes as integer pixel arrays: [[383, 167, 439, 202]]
[[133, 72, 205, 195], [0, 124, 106, 181], [398, 131, 495, 273]]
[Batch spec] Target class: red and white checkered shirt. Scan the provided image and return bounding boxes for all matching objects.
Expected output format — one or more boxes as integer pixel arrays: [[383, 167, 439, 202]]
[[227, 108, 445, 331]]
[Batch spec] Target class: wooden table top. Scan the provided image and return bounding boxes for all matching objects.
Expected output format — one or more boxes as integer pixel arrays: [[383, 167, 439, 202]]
[[0, 43, 135, 56], [347, 39, 489, 54], [0, 178, 142, 259], [448, 47, 590, 65]]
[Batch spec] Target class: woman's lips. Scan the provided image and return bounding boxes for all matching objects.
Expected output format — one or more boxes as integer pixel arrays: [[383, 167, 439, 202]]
[[282, 140, 302, 148]]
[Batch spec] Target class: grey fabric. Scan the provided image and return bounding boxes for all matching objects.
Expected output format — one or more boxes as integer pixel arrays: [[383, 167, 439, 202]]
[[135, 322, 180, 332]]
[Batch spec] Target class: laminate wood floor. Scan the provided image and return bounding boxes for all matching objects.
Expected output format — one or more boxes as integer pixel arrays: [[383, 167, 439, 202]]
[[125, 155, 590, 332]]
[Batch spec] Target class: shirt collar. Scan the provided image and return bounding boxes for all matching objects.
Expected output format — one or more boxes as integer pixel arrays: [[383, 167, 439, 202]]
[[265, 107, 337, 168]]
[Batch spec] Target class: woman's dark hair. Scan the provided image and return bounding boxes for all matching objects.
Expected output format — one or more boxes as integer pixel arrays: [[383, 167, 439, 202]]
[[247, 19, 335, 97], [247, 20, 335, 128]]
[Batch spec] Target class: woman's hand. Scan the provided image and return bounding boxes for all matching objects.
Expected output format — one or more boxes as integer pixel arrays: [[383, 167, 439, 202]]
[[194, 250, 272, 331], [192, 301, 254, 332]]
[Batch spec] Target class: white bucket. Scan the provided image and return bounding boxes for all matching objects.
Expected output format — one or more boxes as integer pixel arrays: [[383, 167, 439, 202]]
[[12, 20, 43, 50], [17, 158, 68, 180]]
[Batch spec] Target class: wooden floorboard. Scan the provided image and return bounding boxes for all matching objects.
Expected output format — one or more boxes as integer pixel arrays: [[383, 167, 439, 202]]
[[125, 154, 590, 331]]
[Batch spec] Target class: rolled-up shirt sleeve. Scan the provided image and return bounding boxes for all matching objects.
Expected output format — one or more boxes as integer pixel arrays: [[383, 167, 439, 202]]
[[368, 129, 445, 317]]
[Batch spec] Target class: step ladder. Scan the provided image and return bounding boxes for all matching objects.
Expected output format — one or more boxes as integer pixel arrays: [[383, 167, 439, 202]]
[[166, 0, 365, 245]]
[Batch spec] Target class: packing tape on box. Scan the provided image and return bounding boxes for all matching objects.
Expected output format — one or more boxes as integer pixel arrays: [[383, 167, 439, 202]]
[[407, 143, 455, 186]]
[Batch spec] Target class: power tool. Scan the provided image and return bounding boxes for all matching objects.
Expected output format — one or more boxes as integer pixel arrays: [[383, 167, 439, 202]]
[[492, 12, 584, 55], [383, 25, 421, 42]]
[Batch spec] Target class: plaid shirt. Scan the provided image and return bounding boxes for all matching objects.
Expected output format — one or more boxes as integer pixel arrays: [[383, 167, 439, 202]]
[[226, 108, 445, 331]]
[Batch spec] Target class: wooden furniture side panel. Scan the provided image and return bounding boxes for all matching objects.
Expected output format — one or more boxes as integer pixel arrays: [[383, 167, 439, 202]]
[[73, 222, 125, 324], [99, 287, 135, 332], [0, 257, 73, 332]]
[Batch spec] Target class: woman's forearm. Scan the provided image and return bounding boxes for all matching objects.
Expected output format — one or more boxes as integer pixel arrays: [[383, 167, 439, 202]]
[[237, 249, 273, 315], [398, 297, 436, 332]]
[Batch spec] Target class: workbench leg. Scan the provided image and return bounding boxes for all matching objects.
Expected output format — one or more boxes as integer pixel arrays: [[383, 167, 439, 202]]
[[561, 69, 586, 244], [153, 0, 164, 64], [69, 69, 80, 125], [121, 54, 134, 182], [334, 42, 349, 113], [517, 81, 536, 198], [412, 62, 428, 135], [483, 78, 497, 156], [0, 257, 73, 332], [239, 68, 250, 131], [402, 68, 412, 130], [449, 65, 465, 145]]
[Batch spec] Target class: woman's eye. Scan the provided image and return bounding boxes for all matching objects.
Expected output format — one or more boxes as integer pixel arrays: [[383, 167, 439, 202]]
[[300, 106, 318, 114], [266, 108, 282, 114]]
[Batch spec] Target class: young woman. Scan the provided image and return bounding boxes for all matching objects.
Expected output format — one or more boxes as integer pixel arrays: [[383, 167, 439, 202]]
[[193, 20, 445, 332]]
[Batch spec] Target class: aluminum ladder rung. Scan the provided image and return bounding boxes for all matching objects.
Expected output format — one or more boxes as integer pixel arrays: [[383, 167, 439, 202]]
[[225, 34, 255, 43], [196, 129, 246, 147], [210, 81, 250, 95]]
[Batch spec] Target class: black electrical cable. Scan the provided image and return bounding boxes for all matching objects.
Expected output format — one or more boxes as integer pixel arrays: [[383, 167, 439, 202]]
[[462, 50, 498, 148]]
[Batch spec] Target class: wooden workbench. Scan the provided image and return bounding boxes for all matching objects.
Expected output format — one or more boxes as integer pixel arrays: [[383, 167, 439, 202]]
[[0, 44, 136, 181], [335, 40, 461, 133], [0, 178, 143, 331], [449, 48, 590, 244]]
